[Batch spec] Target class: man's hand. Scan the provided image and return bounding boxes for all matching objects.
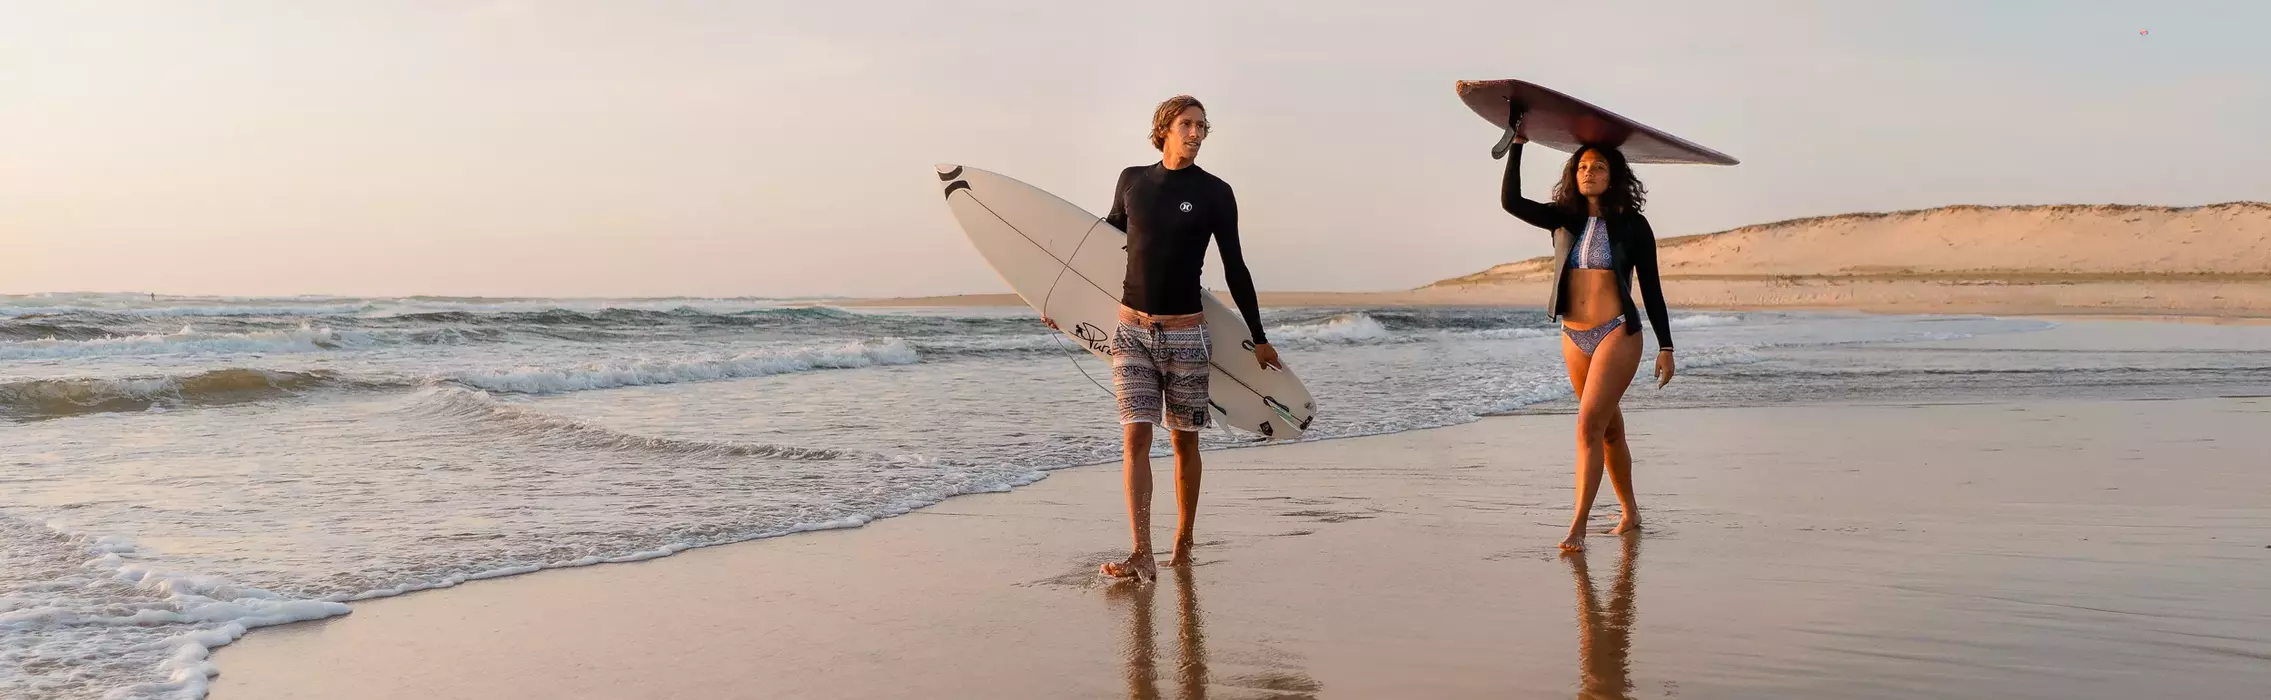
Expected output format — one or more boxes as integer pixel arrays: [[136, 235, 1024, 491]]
[[1254, 342, 1283, 371]]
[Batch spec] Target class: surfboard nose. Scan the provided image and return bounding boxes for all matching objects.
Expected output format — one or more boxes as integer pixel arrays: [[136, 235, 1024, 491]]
[[934, 164, 965, 182]]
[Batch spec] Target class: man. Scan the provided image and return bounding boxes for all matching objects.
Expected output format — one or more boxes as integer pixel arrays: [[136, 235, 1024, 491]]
[[1051, 95, 1279, 582]]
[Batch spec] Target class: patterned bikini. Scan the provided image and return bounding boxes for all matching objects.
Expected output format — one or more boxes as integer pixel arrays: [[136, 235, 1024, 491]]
[[1562, 216, 1624, 356]]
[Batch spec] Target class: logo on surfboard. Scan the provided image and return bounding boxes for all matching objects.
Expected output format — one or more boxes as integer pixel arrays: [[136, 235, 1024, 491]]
[[1071, 322, 1112, 354], [938, 165, 969, 199]]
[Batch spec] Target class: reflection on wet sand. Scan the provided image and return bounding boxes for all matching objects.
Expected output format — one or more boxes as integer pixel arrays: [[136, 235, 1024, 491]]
[[1569, 535, 1640, 700], [1113, 573, 1160, 699], [1111, 566, 1321, 700]]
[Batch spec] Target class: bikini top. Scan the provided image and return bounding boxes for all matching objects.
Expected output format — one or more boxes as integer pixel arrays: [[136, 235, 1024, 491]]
[[1568, 217, 1613, 270]]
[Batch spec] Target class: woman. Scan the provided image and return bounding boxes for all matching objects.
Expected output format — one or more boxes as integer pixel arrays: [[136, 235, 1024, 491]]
[[1500, 122, 1676, 552]]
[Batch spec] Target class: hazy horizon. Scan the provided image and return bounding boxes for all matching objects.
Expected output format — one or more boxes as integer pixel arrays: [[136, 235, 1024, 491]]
[[6, 1, 2266, 298]]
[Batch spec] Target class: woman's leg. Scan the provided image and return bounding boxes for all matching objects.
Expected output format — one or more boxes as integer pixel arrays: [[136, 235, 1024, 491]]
[[1558, 331, 1598, 552], [1605, 409, 1640, 534], [1563, 325, 1644, 551]]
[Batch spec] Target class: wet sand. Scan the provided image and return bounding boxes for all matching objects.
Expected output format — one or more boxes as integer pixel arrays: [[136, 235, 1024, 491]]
[[211, 396, 2271, 699]]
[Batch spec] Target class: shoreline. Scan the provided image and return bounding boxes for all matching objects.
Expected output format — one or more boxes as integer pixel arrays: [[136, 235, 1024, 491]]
[[210, 394, 2271, 699]]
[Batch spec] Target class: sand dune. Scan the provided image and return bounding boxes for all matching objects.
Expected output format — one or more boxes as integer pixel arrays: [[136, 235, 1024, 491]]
[[1420, 201, 2271, 316], [1438, 201, 2271, 283]]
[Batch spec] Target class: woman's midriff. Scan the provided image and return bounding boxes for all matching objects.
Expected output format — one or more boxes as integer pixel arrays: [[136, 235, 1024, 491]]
[[1561, 269, 1624, 328]]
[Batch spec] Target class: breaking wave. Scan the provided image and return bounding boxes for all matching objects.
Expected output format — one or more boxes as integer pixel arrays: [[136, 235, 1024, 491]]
[[0, 369, 353, 420]]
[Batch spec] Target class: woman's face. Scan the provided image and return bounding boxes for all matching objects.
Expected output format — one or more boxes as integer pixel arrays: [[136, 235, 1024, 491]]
[[1577, 150, 1612, 198]]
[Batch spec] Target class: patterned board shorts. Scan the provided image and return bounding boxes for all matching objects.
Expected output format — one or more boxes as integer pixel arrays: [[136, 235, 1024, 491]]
[[1110, 306, 1212, 432]]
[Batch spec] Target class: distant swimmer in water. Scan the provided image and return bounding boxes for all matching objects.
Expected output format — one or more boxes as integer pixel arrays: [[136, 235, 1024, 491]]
[[1497, 116, 1676, 552]]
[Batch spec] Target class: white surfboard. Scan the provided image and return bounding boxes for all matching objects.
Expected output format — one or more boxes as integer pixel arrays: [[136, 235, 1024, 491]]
[[934, 164, 1317, 440]]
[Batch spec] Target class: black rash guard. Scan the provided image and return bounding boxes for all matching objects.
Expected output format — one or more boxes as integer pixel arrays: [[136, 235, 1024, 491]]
[[1105, 163, 1269, 345]]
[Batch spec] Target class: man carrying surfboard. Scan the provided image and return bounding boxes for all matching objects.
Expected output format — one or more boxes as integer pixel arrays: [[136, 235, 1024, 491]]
[[1045, 95, 1279, 582]]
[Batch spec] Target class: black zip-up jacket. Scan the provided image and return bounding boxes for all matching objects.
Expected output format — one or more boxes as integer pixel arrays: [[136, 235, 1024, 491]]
[[1500, 142, 1674, 350]]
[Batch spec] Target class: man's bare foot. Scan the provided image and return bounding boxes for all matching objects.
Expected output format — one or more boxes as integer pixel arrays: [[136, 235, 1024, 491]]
[[1560, 527, 1587, 552], [1166, 536, 1194, 567], [1614, 514, 1642, 535], [1101, 552, 1157, 582]]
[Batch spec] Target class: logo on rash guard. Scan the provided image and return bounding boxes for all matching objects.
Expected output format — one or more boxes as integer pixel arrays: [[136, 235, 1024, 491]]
[[1179, 202, 1194, 213]]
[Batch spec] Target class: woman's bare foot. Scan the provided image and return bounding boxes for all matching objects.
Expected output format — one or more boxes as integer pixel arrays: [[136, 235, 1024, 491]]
[[1613, 513, 1642, 535], [1101, 552, 1158, 582], [1167, 536, 1195, 567], [1560, 526, 1587, 552]]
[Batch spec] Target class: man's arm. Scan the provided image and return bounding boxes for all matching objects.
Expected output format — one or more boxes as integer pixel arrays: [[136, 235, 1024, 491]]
[[1104, 168, 1131, 231], [1215, 186, 1272, 354]]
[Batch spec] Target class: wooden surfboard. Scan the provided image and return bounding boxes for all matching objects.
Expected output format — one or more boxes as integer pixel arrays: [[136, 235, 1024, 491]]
[[1456, 78, 1739, 165]]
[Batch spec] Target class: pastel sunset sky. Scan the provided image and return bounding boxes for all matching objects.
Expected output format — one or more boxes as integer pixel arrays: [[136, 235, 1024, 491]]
[[5, 1, 2263, 297]]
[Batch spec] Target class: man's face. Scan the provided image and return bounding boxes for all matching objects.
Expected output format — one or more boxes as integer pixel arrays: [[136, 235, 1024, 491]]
[[1164, 106, 1209, 161]]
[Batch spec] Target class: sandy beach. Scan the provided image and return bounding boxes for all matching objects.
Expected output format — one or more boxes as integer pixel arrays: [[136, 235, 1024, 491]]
[[18, 6, 2271, 699], [210, 394, 2271, 697]]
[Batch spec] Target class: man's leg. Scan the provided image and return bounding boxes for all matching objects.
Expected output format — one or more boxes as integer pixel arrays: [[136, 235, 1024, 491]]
[[1161, 321, 1212, 567], [1121, 421, 1157, 568], [1168, 428, 1201, 566], [1104, 315, 1165, 581]]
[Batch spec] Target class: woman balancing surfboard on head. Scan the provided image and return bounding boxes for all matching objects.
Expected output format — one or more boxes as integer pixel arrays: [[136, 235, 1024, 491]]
[[1458, 79, 1732, 551], [1500, 116, 1675, 553]]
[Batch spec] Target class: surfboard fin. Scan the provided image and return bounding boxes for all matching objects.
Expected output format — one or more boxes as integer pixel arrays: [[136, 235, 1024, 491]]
[[1492, 102, 1527, 160]]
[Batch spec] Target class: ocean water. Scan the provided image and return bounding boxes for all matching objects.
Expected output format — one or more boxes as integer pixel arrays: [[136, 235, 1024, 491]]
[[4, 292, 2269, 699]]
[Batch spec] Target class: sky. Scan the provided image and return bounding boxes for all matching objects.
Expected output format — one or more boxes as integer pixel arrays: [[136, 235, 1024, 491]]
[[3, 1, 2266, 298]]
